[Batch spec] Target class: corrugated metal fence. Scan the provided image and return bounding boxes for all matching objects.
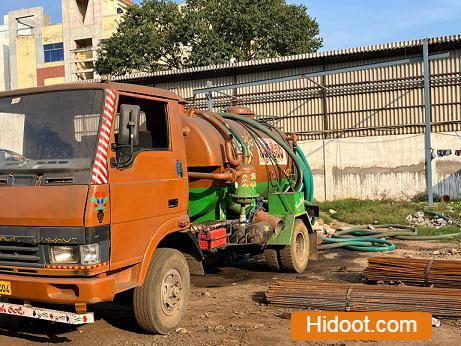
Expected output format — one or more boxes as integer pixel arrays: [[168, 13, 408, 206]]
[[76, 36, 461, 142], [151, 49, 461, 141]]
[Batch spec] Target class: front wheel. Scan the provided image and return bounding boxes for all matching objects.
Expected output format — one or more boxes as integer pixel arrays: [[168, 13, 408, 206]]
[[133, 248, 190, 334]]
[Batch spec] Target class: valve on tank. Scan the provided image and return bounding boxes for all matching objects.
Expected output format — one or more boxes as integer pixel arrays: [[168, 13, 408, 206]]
[[226, 106, 255, 118], [230, 164, 259, 224], [227, 163, 276, 245]]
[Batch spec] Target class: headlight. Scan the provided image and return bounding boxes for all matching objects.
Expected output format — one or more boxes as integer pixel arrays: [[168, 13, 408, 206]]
[[80, 244, 100, 265], [50, 246, 78, 264]]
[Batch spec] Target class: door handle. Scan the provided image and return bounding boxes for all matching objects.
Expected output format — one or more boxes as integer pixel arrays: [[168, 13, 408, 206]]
[[168, 199, 179, 208]]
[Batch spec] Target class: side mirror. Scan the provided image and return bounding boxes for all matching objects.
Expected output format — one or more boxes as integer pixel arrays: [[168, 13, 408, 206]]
[[118, 104, 140, 146]]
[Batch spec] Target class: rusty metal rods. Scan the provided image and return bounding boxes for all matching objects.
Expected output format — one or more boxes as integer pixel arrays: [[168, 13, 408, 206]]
[[265, 280, 461, 318], [364, 257, 461, 288]]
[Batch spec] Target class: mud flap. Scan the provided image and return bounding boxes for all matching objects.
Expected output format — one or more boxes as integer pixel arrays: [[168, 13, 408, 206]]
[[308, 232, 318, 260], [296, 212, 318, 260]]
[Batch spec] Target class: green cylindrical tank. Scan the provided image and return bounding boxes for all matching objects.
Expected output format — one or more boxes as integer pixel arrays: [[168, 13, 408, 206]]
[[182, 108, 313, 222]]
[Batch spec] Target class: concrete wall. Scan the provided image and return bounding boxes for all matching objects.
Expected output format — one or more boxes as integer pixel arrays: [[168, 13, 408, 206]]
[[8, 7, 45, 90], [16, 35, 37, 88], [102, 15, 121, 38], [62, 0, 104, 82], [37, 65, 65, 86], [42, 24, 63, 45], [102, 0, 128, 37], [299, 132, 461, 201], [102, 0, 131, 16]]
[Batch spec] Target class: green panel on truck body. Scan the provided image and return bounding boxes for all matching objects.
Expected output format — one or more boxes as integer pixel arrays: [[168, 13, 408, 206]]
[[189, 182, 306, 246], [188, 180, 293, 223], [268, 192, 305, 216]]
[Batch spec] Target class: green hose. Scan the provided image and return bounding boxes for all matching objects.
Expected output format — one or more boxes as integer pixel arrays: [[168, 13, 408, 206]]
[[295, 146, 314, 203], [221, 113, 304, 192], [319, 222, 461, 252], [224, 122, 249, 160], [319, 237, 396, 251]]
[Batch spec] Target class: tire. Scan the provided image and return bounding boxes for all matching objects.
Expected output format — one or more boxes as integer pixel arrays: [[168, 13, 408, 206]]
[[264, 248, 282, 271], [279, 220, 310, 273], [183, 253, 205, 276], [133, 248, 190, 334]]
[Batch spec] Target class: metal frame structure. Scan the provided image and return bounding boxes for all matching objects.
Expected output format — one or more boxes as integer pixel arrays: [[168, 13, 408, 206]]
[[423, 39, 434, 207], [193, 42, 448, 206]]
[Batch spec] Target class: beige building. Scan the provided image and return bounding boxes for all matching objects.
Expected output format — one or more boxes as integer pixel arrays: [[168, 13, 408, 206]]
[[0, 0, 132, 91]]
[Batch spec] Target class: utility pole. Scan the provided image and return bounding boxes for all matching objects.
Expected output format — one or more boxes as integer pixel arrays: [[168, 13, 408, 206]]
[[423, 39, 433, 207], [321, 74, 328, 202], [206, 80, 213, 110]]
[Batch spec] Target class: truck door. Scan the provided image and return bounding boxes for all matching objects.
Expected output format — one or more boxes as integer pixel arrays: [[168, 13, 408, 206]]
[[108, 93, 189, 270]]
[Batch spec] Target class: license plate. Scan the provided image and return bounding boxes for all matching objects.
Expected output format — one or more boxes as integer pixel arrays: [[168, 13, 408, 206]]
[[0, 281, 11, 295]]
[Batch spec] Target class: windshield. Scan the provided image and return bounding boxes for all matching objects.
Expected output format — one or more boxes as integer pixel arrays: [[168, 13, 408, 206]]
[[0, 89, 104, 173]]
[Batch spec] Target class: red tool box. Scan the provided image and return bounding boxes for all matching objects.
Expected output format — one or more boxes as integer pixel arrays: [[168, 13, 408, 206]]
[[199, 227, 227, 251]]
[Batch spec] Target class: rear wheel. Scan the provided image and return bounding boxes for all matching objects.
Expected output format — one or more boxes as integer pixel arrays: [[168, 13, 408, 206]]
[[133, 248, 190, 334], [279, 220, 310, 273]]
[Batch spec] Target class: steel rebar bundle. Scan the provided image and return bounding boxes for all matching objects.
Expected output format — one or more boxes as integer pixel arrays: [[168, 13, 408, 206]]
[[265, 280, 461, 318], [364, 257, 461, 288]]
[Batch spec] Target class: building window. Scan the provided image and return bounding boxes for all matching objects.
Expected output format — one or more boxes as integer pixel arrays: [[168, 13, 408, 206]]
[[44, 43, 64, 63]]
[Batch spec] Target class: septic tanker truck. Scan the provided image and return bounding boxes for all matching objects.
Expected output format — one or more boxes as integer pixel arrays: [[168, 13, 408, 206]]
[[0, 83, 317, 333]]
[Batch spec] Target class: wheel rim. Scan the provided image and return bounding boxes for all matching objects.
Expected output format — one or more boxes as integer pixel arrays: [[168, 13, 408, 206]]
[[160, 268, 183, 316], [295, 232, 307, 261]]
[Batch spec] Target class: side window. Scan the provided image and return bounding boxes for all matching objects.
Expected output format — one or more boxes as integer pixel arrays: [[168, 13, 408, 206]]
[[116, 96, 170, 152]]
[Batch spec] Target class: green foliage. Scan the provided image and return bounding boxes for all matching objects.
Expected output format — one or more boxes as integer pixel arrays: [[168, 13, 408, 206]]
[[95, 0, 322, 75], [317, 199, 461, 242], [317, 199, 421, 225], [319, 211, 333, 224], [183, 0, 322, 66], [95, 0, 185, 75], [416, 225, 461, 239]]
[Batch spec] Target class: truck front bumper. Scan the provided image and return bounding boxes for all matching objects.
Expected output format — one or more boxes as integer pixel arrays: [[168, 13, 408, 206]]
[[0, 273, 116, 305]]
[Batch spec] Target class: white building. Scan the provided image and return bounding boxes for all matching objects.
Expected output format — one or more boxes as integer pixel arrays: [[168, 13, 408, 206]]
[[0, 15, 10, 91]]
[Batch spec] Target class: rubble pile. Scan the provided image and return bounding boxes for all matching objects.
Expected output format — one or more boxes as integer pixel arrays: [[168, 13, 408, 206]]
[[405, 211, 452, 228], [312, 219, 335, 236]]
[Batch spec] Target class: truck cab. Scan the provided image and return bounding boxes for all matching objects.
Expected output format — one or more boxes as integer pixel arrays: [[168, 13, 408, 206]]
[[0, 83, 196, 332]]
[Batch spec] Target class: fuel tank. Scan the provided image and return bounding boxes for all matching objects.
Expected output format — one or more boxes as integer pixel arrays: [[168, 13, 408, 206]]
[[181, 108, 304, 222]]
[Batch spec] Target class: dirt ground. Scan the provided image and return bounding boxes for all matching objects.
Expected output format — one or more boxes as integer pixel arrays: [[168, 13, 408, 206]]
[[1, 240, 461, 345]]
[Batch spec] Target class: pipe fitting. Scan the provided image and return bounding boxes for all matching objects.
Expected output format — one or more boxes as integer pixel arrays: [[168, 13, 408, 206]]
[[188, 168, 240, 183]]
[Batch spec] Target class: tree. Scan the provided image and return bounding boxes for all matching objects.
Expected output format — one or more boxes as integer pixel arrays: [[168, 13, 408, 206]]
[[183, 0, 322, 67], [95, 0, 322, 75], [95, 0, 186, 75]]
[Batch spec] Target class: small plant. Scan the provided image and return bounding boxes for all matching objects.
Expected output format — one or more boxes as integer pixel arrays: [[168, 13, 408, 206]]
[[411, 191, 441, 203]]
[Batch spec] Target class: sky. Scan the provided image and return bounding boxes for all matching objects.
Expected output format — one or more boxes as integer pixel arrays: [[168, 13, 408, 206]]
[[1, 0, 460, 51]]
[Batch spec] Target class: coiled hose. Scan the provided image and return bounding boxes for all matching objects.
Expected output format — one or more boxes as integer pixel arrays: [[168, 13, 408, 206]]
[[221, 113, 304, 192], [319, 211, 461, 252]]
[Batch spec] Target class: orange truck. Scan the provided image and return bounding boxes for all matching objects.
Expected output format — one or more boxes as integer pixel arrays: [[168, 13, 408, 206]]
[[0, 83, 317, 333]]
